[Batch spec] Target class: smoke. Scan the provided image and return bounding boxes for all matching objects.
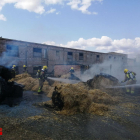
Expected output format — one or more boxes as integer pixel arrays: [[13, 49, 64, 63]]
[[75, 59, 140, 84], [0, 44, 19, 68], [73, 59, 124, 82], [0, 40, 140, 84]]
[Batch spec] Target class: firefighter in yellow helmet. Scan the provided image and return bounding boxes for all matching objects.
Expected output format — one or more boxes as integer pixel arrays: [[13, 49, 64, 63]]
[[121, 69, 136, 94], [23, 65, 28, 73], [69, 67, 75, 79], [11, 65, 16, 78], [37, 65, 48, 94]]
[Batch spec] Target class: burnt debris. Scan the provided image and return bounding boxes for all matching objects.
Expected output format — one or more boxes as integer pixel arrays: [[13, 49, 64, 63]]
[[0, 65, 24, 107]]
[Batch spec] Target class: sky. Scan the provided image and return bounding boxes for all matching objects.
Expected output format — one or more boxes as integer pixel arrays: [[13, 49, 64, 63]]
[[0, 0, 140, 58]]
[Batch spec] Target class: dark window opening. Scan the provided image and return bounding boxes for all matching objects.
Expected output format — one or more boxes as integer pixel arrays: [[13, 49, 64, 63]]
[[33, 48, 42, 53], [33, 48, 42, 57], [114, 57, 116, 59], [96, 55, 100, 61], [43, 49, 47, 58], [109, 56, 111, 59], [67, 52, 73, 60], [6, 45, 19, 57], [33, 66, 42, 74], [97, 55, 100, 58], [56, 51, 60, 56], [33, 66, 42, 70], [68, 52, 72, 55], [79, 53, 83, 60], [122, 57, 123, 59]]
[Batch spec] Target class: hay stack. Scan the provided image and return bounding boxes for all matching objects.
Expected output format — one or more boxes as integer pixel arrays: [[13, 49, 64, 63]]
[[9, 73, 31, 81], [47, 87, 56, 97], [60, 73, 71, 79], [87, 75, 119, 89], [88, 103, 108, 116], [74, 82, 89, 90], [52, 81, 62, 87], [88, 89, 116, 104], [44, 84, 116, 115], [10, 73, 51, 94]]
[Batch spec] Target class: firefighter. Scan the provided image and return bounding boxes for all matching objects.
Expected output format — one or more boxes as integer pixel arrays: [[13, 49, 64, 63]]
[[69, 67, 75, 79], [37, 65, 47, 94], [11, 65, 16, 78], [121, 69, 136, 94], [23, 65, 28, 73], [86, 65, 89, 70]]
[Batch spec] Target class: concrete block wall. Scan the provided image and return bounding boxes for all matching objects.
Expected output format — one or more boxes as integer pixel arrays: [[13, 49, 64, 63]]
[[0, 41, 5, 56], [103, 53, 127, 64], [0, 38, 128, 75], [26, 43, 49, 73], [54, 65, 81, 77]]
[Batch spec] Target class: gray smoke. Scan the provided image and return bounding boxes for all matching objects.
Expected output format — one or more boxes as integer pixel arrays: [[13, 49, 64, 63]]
[[73, 60, 124, 82], [74, 59, 140, 84], [0, 45, 19, 68]]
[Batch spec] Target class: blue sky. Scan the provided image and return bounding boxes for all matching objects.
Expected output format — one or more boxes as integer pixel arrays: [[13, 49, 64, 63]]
[[0, 0, 140, 57]]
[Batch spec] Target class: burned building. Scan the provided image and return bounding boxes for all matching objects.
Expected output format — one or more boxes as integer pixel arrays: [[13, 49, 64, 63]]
[[0, 37, 127, 75]]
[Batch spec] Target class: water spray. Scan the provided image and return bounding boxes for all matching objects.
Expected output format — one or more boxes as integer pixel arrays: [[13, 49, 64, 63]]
[[47, 77, 81, 84], [106, 84, 140, 89]]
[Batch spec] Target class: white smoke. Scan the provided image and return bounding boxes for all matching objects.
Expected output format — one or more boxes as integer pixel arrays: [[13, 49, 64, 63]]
[[75, 59, 140, 84], [0, 46, 19, 68]]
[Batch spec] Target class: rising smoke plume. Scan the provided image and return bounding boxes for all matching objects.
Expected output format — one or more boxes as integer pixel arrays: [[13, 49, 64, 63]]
[[0, 45, 19, 68], [75, 59, 140, 83]]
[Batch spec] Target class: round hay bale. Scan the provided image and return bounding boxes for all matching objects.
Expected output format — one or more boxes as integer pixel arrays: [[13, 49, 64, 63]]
[[47, 87, 55, 97], [87, 74, 119, 89], [44, 83, 117, 115]]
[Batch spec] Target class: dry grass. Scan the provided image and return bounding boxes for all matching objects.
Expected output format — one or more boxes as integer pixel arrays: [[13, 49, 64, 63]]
[[12, 73, 122, 116], [11, 73, 51, 94], [87, 75, 119, 90], [44, 83, 117, 115], [120, 103, 139, 109], [60, 73, 71, 79]]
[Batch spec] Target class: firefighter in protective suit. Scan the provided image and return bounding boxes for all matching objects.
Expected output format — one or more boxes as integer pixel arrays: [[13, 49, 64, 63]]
[[121, 69, 136, 94], [37, 66, 47, 94], [11, 65, 16, 78], [23, 65, 28, 73], [69, 67, 75, 79]]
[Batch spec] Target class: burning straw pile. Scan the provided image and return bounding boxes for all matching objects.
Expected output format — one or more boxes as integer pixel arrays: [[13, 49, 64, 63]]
[[42, 74, 121, 115], [10, 73, 51, 94], [87, 74, 119, 89], [11, 73, 121, 116], [44, 83, 117, 116]]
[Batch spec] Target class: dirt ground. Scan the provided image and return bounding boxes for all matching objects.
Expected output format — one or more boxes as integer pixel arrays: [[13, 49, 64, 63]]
[[0, 90, 140, 140], [0, 73, 140, 139]]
